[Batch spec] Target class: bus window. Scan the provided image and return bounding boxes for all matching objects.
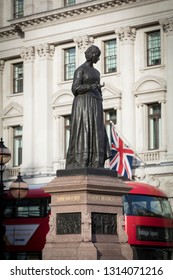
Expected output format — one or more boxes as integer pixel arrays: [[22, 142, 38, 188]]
[[123, 194, 173, 218], [150, 200, 162, 215], [122, 195, 130, 215], [132, 202, 146, 216], [5, 252, 41, 260], [162, 199, 173, 218], [17, 205, 41, 217], [4, 197, 51, 218]]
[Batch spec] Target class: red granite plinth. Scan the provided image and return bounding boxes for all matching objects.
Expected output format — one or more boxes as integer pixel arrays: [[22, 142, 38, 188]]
[[42, 168, 133, 260]]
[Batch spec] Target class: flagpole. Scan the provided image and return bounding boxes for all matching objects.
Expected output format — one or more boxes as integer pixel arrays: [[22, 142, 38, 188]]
[[110, 121, 146, 165]]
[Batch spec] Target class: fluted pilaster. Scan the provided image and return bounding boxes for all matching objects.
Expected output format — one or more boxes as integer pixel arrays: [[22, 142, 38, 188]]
[[115, 27, 136, 146], [160, 17, 173, 160], [0, 60, 5, 135], [20, 47, 35, 173], [33, 43, 55, 173]]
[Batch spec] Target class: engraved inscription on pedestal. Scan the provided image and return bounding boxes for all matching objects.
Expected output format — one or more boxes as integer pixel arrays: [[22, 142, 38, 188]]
[[56, 212, 81, 234], [88, 193, 122, 205], [92, 213, 117, 235]]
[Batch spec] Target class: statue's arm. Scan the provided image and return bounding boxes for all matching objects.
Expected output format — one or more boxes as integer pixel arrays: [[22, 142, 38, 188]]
[[71, 67, 90, 96]]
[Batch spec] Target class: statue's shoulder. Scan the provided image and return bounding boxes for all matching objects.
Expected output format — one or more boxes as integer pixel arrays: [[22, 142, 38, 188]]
[[75, 63, 86, 73]]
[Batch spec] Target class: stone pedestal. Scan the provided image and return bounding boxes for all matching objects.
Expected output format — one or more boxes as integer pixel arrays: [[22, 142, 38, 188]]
[[42, 168, 133, 260]]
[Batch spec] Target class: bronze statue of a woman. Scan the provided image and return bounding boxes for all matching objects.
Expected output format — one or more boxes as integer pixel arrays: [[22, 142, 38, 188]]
[[66, 45, 111, 169]]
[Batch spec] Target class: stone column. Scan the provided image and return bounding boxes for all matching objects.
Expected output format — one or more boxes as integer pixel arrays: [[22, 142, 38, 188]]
[[115, 27, 136, 147], [35, 43, 55, 174], [160, 17, 173, 160], [0, 60, 5, 136], [20, 47, 35, 175], [73, 35, 94, 65]]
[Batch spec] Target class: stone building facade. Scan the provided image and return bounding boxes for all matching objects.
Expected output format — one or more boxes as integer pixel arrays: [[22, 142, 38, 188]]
[[0, 0, 173, 207]]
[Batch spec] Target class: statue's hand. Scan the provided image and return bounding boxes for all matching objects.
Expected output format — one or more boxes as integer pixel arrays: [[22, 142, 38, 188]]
[[92, 82, 105, 91], [91, 83, 98, 90], [98, 82, 105, 90]]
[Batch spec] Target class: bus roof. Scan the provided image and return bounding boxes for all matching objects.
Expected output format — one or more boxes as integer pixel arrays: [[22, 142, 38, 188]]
[[4, 188, 50, 199], [125, 181, 167, 198]]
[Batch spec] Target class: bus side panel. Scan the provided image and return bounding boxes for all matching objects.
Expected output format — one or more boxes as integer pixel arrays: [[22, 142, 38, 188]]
[[4, 216, 49, 252], [125, 215, 173, 247]]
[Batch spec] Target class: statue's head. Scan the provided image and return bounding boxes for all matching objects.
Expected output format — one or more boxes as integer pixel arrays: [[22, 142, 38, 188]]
[[85, 45, 101, 61]]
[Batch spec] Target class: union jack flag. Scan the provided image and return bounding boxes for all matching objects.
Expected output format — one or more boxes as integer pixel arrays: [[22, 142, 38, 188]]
[[110, 125, 134, 180]]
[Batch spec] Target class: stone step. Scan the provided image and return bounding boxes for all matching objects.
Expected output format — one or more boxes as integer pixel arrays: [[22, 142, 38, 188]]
[[94, 243, 125, 260]]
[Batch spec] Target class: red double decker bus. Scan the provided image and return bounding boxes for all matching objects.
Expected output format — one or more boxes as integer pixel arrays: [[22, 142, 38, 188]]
[[4, 188, 50, 260], [124, 181, 173, 260], [3, 181, 173, 260]]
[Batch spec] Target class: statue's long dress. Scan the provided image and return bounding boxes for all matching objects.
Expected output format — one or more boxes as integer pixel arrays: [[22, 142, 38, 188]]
[[66, 62, 111, 169]]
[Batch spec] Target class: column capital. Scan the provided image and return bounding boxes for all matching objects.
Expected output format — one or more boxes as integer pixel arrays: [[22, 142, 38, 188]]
[[20, 46, 35, 62], [159, 17, 173, 35], [36, 43, 55, 59], [0, 60, 5, 72], [73, 35, 94, 52], [115, 26, 136, 43]]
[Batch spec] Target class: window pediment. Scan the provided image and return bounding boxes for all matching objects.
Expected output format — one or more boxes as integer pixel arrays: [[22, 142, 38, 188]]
[[2, 103, 23, 119], [51, 89, 73, 116], [133, 76, 166, 105], [102, 83, 121, 99], [102, 83, 121, 110], [52, 90, 73, 108]]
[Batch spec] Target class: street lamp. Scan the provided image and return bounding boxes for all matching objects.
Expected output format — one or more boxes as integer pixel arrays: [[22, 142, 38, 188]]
[[0, 137, 11, 260], [10, 172, 28, 199], [0, 138, 29, 259]]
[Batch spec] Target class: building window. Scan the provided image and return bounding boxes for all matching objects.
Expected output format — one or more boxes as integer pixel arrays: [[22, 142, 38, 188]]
[[13, 62, 23, 94], [104, 109, 117, 143], [64, 48, 76, 80], [64, 0, 76, 6], [148, 103, 161, 150], [14, 0, 24, 19], [147, 30, 161, 66], [64, 116, 71, 157], [13, 126, 22, 167], [104, 39, 117, 73]]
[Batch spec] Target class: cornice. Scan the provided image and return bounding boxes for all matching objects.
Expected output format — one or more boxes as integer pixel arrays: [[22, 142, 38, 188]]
[[0, 60, 5, 72], [0, 0, 137, 39], [0, 26, 18, 39]]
